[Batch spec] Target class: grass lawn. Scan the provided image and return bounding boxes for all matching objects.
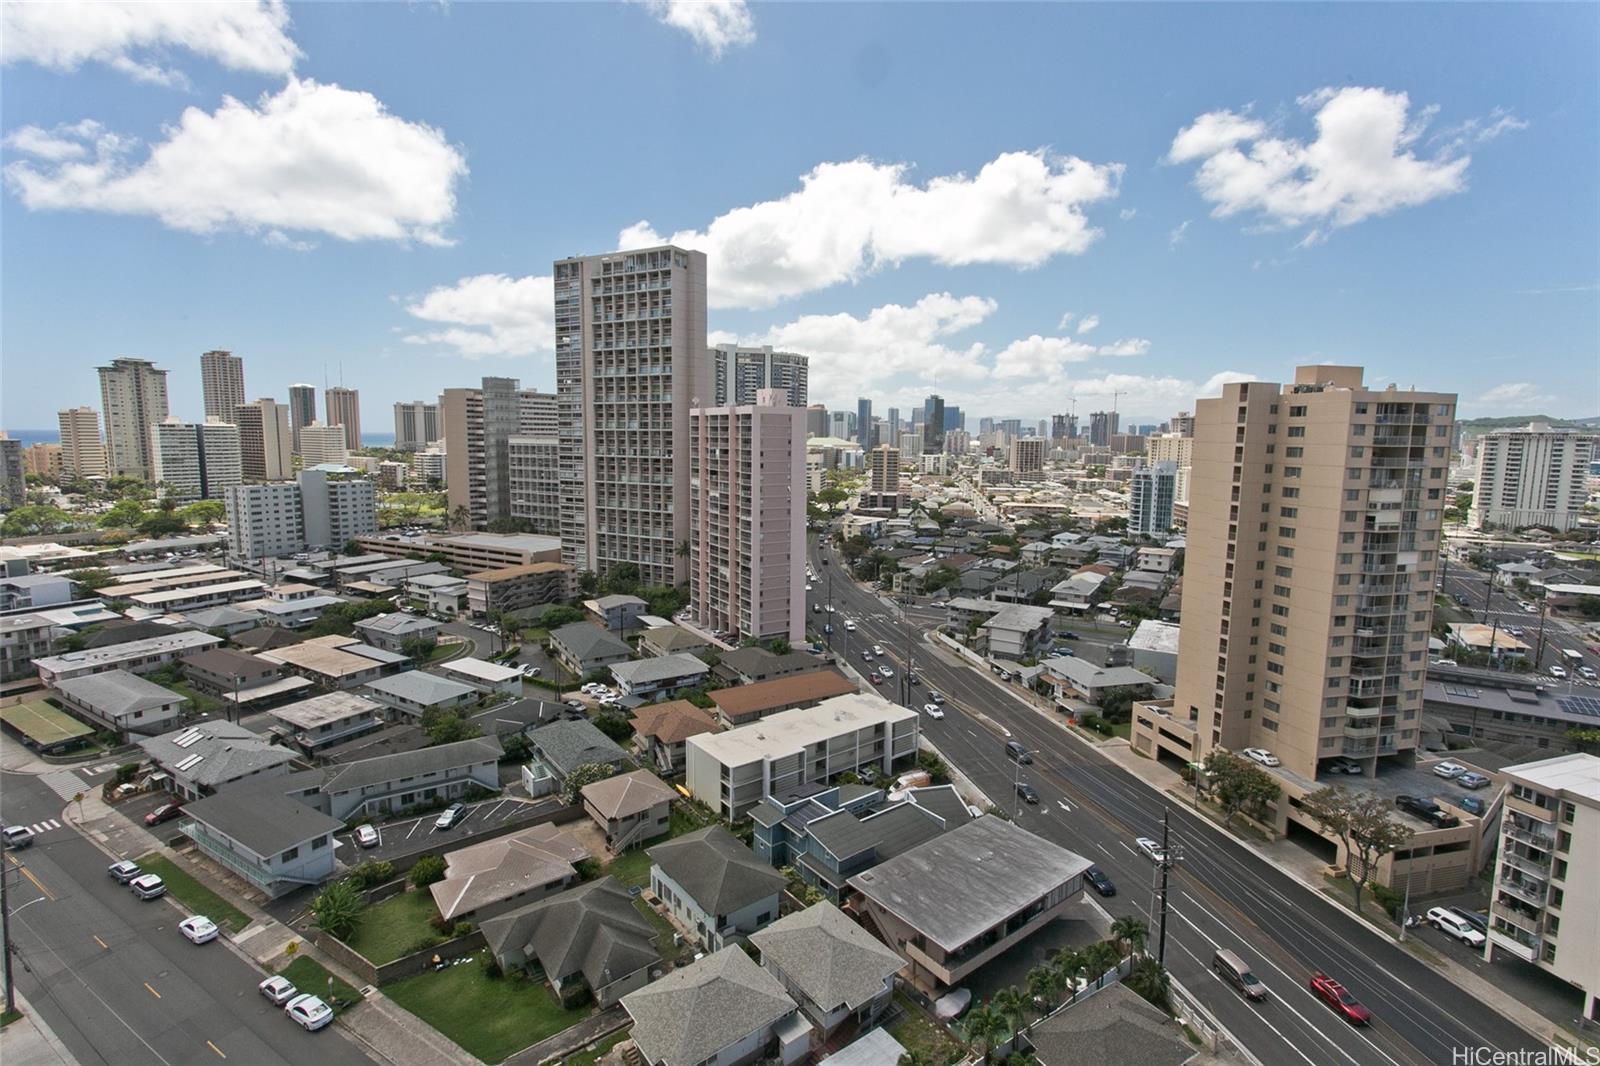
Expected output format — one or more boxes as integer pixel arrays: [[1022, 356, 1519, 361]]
[[888, 990, 964, 1066], [0, 1010, 22, 1029], [385, 953, 591, 1064], [342, 889, 440, 965], [277, 955, 364, 1012], [1109, 720, 1132, 740], [564, 1030, 627, 1066], [135, 854, 251, 932], [604, 848, 653, 888]]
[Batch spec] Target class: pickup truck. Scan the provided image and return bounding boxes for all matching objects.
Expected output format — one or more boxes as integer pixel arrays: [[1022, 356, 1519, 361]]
[[1396, 795, 1460, 828]]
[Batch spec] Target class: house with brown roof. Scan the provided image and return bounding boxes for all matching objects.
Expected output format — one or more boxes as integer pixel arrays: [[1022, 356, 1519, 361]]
[[710, 669, 859, 729], [631, 699, 721, 774], [581, 768, 678, 851], [429, 822, 591, 922]]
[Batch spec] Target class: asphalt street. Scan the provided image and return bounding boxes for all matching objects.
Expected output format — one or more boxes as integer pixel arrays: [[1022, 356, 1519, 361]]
[[1437, 560, 1599, 683], [0, 769, 374, 1066], [809, 538, 1544, 1066]]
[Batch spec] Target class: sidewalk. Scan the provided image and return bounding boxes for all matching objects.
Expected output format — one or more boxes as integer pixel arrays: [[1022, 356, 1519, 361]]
[[0, 992, 77, 1066]]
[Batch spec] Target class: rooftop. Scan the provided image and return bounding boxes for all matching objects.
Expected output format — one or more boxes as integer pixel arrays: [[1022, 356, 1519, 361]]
[[622, 948, 796, 1066], [33, 630, 222, 673], [138, 721, 297, 787], [479, 877, 659, 992], [1028, 983, 1197, 1066], [260, 640, 388, 678], [355, 612, 442, 635], [529, 718, 628, 774], [1502, 753, 1600, 805], [691, 692, 914, 765], [464, 562, 571, 581], [580, 768, 678, 821], [180, 648, 277, 677], [440, 657, 526, 684], [438, 532, 562, 554], [980, 604, 1056, 633], [0, 699, 94, 745], [363, 670, 477, 706], [430, 823, 590, 921], [1040, 657, 1159, 690], [708, 669, 859, 720], [54, 670, 186, 716], [648, 826, 785, 914], [610, 653, 710, 686], [182, 776, 344, 858], [1128, 620, 1182, 655], [630, 700, 721, 744], [549, 622, 632, 662], [321, 735, 501, 794], [750, 900, 905, 1013], [269, 691, 382, 730]]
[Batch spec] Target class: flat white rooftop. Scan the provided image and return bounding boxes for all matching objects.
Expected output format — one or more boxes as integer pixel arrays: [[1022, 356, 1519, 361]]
[[1504, 753, 1600, 805], [688, 692, 915, 765]]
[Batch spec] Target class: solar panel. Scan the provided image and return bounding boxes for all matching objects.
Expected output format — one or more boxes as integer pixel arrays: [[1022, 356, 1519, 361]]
[[174, 753, 205, 771], [1555, 696, 1600, 719], [1442, 685, 1481, 699], [173, 728, 204, 748]]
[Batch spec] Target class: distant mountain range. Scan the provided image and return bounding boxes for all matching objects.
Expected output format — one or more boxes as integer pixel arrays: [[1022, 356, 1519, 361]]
[[1458, 415, 1600, 433]]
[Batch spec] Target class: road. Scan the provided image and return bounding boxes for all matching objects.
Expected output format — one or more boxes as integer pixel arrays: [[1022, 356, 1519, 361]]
[[808, 539, 1542, 1066], [1437, 558, 1599, 684], [0, 770, 375, 1066]]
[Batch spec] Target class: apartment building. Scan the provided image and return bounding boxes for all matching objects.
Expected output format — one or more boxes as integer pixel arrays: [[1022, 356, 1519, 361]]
[[519, 389, 558, 436], [1159, 365, 1455, 781], [354, 530, 561, 571], [393, 400, 440, 451], [225, 470, 377, 559], [98, 357, 169, 479], [508, 436, 560, 536], [150, 418, 242, 500], [200, 350, 246, 420], [869, 445, 901, 494], [555, 245, 710, 585], [234, 399, 293, 481], [297, 423, 348, 465], [711, 344, 809, 407], [1088, 411, 1118, 447], [324, 387, 362, 451], [1470, 423, 1597, 533], [1487, 753, 1600, 1023], [1010, 437, 1045, 475], [688, 388, 806, 643], [287, 384, 316, 453], [58, 406, 106, 478], [0, 438, 21, 508], [1147, 433, 1194, 506], [411, 445, 446, 486], [1128, 461, 1177, 536], [443, 377, 520, 530], [466, 562, 572, 618], [923, 395, 945, 452]]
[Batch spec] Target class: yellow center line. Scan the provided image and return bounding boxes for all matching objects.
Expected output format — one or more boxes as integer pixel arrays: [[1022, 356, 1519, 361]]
[[144, 981, 161, 999], [93, 934, 109, 949], [207, 1040, 226, 1059], [14, 860, 55, 902]]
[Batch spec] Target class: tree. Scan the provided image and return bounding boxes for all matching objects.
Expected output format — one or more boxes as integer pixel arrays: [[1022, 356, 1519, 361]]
[[180, 499, 225, 526], [487, 516, 531, 534], [916, 749, 949, 783], [2, 504, 74, 537], [898, 1052, 934, 1066], [311, 878, 367, 941], [963, 1004, 1008, 1063], [1203, 751, 1281, 828], [560, 762, 615, 805], [1125, 956, 1171, 1011], [922, 565, 960, 593], [577, 570, 599, 595], [992, 985, 1029, 1033], [419, 709, 479, 746], [814, 483, 849, 515], [1051, 946, 1084, 991], [1094, 686, 1142, 725], [137, 508, 188, 537], [1301, 785, 1413, 913], [448, 504, 472, 531], [399, 635, 437, 660], [98, 499, 148, 529], [540, 604, 587, 629], [65, 568, 116, 591], [1110, 915, 1149, 956], [1027, 963, 1066, 1012], [592, 711, 633, 743], [409, 854, 447, 888], [600, 563, 641, 596], [1566, 728, 1600, 754], [500, 732, 532, 763]]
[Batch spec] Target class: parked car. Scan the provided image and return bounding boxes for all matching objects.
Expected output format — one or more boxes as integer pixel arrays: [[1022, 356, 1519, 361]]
[[434, 803, 467, 830], [565, 699, 586, 710], [1242, 748, 1281, 767], [1581, 666, 1598, 680], [260, 975, 298, 1006], [922, 703, 945, 719], [354, 824, 380, 849], [1459, 795, 1487, 816], [1084, 866, 1116, 897], [520, 664, 540, 678], [1432, 762, 1467, 779], [1325, 758, 1363, 776], [179, 916, 220, 945], [1137, 837, 1168, 864], [285, 994, 335, 1032], [1395, 795, 1460, 828], [130, 874, 167, 900], [145, 802, 184, 826], [1449, 907, 1489, 937], [1015, 782, 1040, 805], [812, 604, 822, 614], [1427, 907, 1486, 947], [108, 859, 142, 883], [2, 826, 35, 850], [1309, 973, 1371, 1024], [1060, 631, 1081, 641], [1456, 772, 1490, 789]]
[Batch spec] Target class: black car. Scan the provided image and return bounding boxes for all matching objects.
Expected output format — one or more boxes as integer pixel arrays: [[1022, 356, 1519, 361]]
[[1395, 794, 1461, 829], [1084, 866, 1116, 897], [1015, 782, 1040, 805], [1060, 631, 1081, 641], [1449, 907, 1489, 936], [906, 673, 920, 686]]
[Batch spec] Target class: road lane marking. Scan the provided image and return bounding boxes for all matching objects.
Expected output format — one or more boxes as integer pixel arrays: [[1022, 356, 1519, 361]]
[[93, 934, 109, 949], [9, 857, 55, 901], [207, 1040, 227, 1059], [145, 981, 162, 999], [1057, 799, 1073, 812]]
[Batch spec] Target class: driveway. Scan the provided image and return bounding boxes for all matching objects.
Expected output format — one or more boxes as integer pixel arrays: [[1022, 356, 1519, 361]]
[[335, 794, 565, 866]]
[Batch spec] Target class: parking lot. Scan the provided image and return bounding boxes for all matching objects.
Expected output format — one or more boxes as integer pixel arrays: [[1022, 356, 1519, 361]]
[[115, 788, 190, 845], [335, 794, 564, 865]]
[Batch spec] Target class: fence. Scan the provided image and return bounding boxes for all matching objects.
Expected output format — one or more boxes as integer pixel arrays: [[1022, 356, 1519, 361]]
[[316, 926, 488, 987]]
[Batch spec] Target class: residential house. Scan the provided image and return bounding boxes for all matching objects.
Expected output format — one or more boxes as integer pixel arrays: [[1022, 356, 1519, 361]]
[[362, 670, 478, 720], [751, 901, 903, 1040], [0, 573, 75, 611], [406, 572, 468, 617], [1040, 657, 1158, 704], [522, 718, 629, 798], [180, 771, 344, 898], [709, 670, 858, 730], [138, 721, 299, 801], [1024, 983, 1199, 1066], [847, 816, 1093, 992], [1136, 546, 1181, 574], [2, 614, 58, 683], [231, 626, 304, 654], [991, 568, 1062, 604], [267, 692, 383, 753], [353, 612, 442, 652], [638, 626, 712, 659], [548, 623, 632, 678], [319, 735, 502, 820], [251, 595, 346, 629], [979, 604, 1055, 661], [34, 630, 224, 685], [439, 657, 524, 695], [631, 699, 722, 775], [1127, 620, 1182, 684], [749, 783, 884, 868], [1049, 563, 1114, 611], [1447, 623, 1531, 662], [581, 769, 677, 851], [585, 594, 648, 632], [467, 698, 565, 741], [258, 635, 401, 690], [621, 947, 807, 1066], [179, 648, 283, 696], [429, 823, 590, 922], [54, 670, 188, 738], [481, 877, 661, 1007], [715, 647, 826, 686], [179, 605, 262, 635], [649, 826, 785, 950], [610, 653, 710, 700]]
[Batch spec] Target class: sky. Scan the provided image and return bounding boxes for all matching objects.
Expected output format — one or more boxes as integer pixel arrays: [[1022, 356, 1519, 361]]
[[2, 1, 1597, 432]]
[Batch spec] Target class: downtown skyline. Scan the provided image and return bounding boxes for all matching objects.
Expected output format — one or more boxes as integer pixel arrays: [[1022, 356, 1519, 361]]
[[2, 2, 1596, 429]]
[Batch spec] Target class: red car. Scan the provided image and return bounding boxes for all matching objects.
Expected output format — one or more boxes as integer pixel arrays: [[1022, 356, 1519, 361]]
[[145, 803, 184, 827], [1309, 973, 1371, 1025], [868, 673, 884, 685]]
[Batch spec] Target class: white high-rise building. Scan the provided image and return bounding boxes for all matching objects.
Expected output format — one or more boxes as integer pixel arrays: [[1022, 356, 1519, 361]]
[[97, 358, 169, 480], [688, 389, 805, 643], [1470, 423, 1597, 532], [410, 446, 446, 486], [508, 436, 560, 537], [298, 423, 349, 466], [518, 390, 558, 437], [150, 418, 242, 500], [57, 406, 107, 478], [556, 246, 710, 585], [1146, 433, 1195, 506], [225, 469, 377, 559], [393, 401, 440, 451], [1128, 461, 1177, 536], [325, 387, 362, 452], [235, 399, 293, 481], [200, 350, 246, 421], [710, 344, 809, 407]]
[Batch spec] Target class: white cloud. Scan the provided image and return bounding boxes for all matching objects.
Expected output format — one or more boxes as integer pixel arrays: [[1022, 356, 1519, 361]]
[[1076, 314, 1100, 335], [403, 274, 555, 359], [1056, 312, 1074, 330], [1167, 87, 1514, 242], [992, 335, 1099, 380], [622, 149, 1123, 308], [1119, 207, 1138, 220], [1095, 338, 1150, 357], [4, 78, 468, 245], [1168, 220, 1190, 249], [633, 0, 754, 58], [1474, 382, 1553, 410], [2, 1, 300, 85], [2, 121, 103, 162]]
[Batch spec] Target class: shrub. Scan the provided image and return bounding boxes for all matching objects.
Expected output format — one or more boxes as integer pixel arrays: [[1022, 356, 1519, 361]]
[[113, 763, 140, 785], [481, 952, 504, 980], [406, 935, 445, 956], [575, 857, 602, 881], [312, 879, 367, 941], [452, 922, 474, 937], [409, 854, 446, 888], [347, 860, 396, 889]]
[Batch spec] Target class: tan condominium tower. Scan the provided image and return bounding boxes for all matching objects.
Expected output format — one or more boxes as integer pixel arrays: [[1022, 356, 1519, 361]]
[[58, 406, 107, 477], [325, 387, 362, 452], [97, 357, 169, 480], [1173, 366, 1456, 780], [200, 350, 246, 421], [554, 245, 709, 586]]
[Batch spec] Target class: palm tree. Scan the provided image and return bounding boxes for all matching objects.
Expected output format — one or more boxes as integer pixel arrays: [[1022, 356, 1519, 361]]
[[993, 985, 1029, 1035], [1082, 941, 1121, 984], [1051, 946, 1084, 996], [1126, 955, 1172, 1011], [963, 1004, 1007, 1064], [1111, 915, 1150, 956], [1027, 963, 1065, 1012]]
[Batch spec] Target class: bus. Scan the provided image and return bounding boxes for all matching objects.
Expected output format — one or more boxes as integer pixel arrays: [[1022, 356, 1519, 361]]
[[1560, 648, 1584, 664]]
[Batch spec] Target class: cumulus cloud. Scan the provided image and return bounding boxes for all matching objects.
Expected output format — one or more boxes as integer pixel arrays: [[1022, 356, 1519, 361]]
[[2, 1, 300, 85], [1076, 314, 1100, 335], [403, 274, 555, 359], [4, 78, 468, 245], [1167, 87, 1517, 243], [621, 149, 1123, 308], [1474, 382, 1553, 410], [633, 0, 754, 58]]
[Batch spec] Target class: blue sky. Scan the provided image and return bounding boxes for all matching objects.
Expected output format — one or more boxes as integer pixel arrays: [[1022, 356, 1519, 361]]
[[3, 1, 1596, 430]]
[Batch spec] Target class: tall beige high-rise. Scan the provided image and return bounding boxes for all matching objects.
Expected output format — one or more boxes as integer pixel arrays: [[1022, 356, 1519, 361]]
[[325, 387, 362, 452], [97, 358, 169, 480], [555, 246, 709, 585], [57, 406, 107, 477], [200, 350, 246, 421], [869, 445, 901, 493], [235, 398, 293, 481], [1172, 366, 1456, 779]]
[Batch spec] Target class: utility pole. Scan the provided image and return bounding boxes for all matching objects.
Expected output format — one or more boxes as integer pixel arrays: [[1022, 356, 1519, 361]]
[[1534, 596, 1550, 667], [1482, 567, 1496, 625], [2, 856, 16, 1016], [1156, 808, 1177, 967]]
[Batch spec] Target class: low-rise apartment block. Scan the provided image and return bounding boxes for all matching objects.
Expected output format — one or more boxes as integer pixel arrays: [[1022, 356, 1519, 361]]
[[466, 562, 571, 618]]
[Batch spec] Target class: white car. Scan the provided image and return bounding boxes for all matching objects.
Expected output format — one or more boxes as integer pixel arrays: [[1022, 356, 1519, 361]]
[[922, 703, 945, 719], [824, 605, 834, 614], [260, 975, 298, 1006], [879, 666, 894, 678], [130, 874, 166, 900], [354, 824, 380, 849], [1581, 666, 1598, 680], [1432, 762, 1467, 779], [1136, 837, 1168, 864], [844, 621, 857, 632], [1524, 603, 1538, 614], [285, 993, 335, 1032], [179, 916, 219, 944], [1550, 666, 1569, 679], [871, 645, 885, 656], [1426, 907, 1487, 947], [805, 584, 813, 592], [520, 664, 541, 678], [1242, 748, 1281, 767], [580, 683, 602, 694]]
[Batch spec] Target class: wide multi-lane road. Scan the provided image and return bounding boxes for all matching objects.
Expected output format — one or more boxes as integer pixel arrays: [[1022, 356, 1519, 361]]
[[808, 540, 1542, 1066], [1438, 560, 1599, 682], [1, 769, 374, 1066]]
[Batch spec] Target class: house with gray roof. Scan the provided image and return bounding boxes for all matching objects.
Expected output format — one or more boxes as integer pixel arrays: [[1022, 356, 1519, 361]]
[[715, 647, 827, 686], [353, 611, 442, 652], [138, 720, 299, 801], [621, 946, 807, 1066], [362, 670, 477, 720], [319, 735, 501, 820], [180, 605, 261, 634], [648, 826, 784, 950], [1024, 983, 1198, 1066], [585, 594, 648, 632], [751, 900, 904, 1039], [521, 718, 629, 798], [481, 876, 660, 1007], [609, 653, 710, 699], [54, 670, 188, 738], [180, 771, 344, 898], [548, 623, 632, 678], [637, 625, 712, 659], [1039, 656, 1157, 703]]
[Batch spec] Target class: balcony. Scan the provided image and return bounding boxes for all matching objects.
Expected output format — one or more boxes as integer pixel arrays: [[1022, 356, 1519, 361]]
[[1503, 820, 1556, 850], [1500, 849, 1551, 878], [1344, 721, 1379, 739], [1497, 877, 1547, 908]]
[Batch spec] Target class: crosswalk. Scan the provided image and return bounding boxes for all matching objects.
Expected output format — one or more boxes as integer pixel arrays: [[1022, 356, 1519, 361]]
[[19, 817, 63, 835], [40, 770, 87, 801]]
